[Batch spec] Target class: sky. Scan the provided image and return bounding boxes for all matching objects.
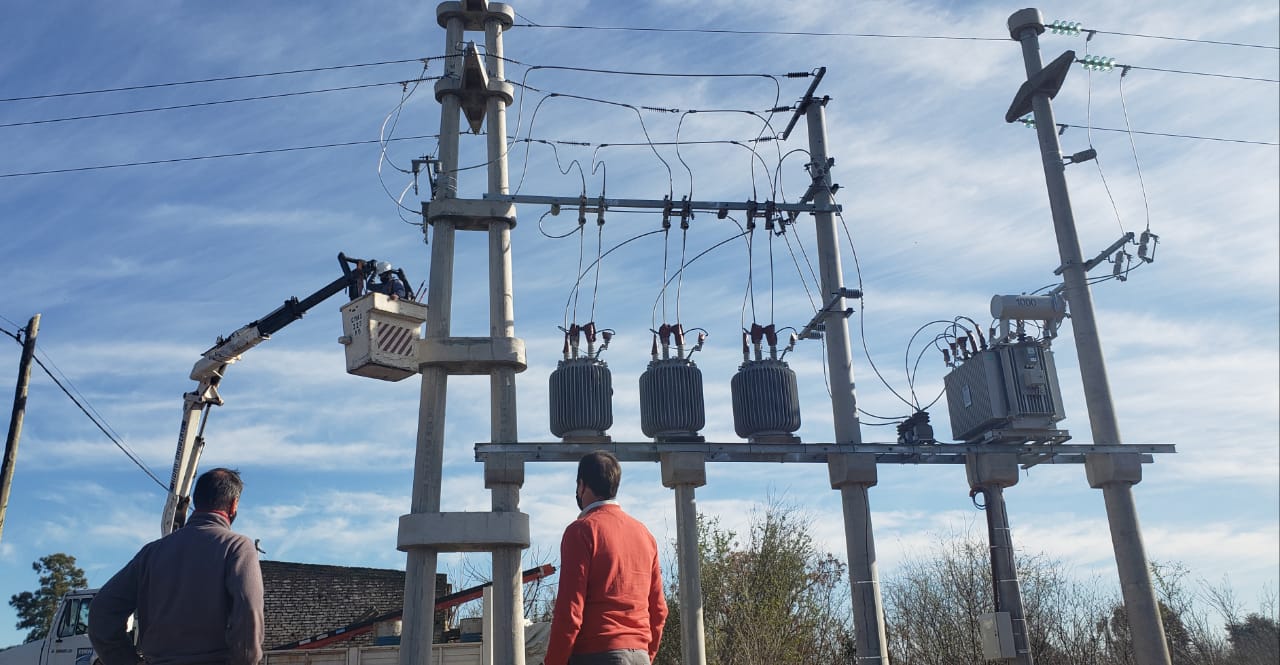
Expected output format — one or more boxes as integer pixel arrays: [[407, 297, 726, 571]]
[[0, 0, 1276, 650]]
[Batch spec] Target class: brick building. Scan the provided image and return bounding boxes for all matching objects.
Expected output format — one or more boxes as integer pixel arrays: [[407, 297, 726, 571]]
[[261, 560, 449, 650]]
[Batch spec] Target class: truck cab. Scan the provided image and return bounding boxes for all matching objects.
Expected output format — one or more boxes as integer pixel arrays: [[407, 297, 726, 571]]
[[0, 590, 100, 665]]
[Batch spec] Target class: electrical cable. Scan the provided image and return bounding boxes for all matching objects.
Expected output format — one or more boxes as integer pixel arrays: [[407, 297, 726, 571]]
[[1121, 64, 1278, 83], [676, 226, 688, 325], [0, 56, 437, 104], [378, 65, 434, 222], [538, 210, 580, 239], [780, 231, 819, 313], [34, 347, 129, 447], [1086, 29, 1278, 50], [0, 79, 438, 129], [514, 22, 1007, 42], [26, 353, 167, 491], [564, 228, 667, 321], [1118, 71, 1153, 232], [0, 134, 439, 179], [589, 219, 604, 323], [651, 229, 753, 326], [836, 208, 917, 409], [904, 321, 955, 408], [1042, 123, 1278, 146], [1083, 40, 1126, 235]]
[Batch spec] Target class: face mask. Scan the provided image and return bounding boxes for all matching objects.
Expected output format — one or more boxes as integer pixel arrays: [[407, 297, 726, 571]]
[[575, 490, 583, 510]]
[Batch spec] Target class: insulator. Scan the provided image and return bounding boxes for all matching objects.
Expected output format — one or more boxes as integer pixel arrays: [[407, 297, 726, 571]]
[[1079, 55, 1116, 72], [549, 357, 614, 439], [1049, 20, 1082, 35], [731, 359, 801, 441], [639, 358, 706, 440]]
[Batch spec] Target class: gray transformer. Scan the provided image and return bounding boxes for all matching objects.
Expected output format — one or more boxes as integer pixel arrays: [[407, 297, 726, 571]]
[[639, 357, 706, 440], [548, 357, 614, 439], [944, 341, 1066, 442], [730, 359, 801, 441]]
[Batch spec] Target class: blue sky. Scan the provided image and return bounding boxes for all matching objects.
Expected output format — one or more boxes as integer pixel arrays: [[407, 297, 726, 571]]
[[1, 0, 1276, 648]]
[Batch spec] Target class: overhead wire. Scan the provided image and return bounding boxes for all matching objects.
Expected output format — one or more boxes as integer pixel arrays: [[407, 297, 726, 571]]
[[1085, 29, 1278, 50], [1046, 124, 1277, 147], [564, 228, 667, 319], [0, 56, 437, 104], [1117, 71, 1153, 232], [378, 63, 435, 223], [1, 330, 168, 491], [514, 23, 1008, 42], [1120, 65, 1278, 83], [0, 134, 439, 179], [651, 229, 753, 327], [1083, 39, 1127, 235], [0, 79, 439, 129]]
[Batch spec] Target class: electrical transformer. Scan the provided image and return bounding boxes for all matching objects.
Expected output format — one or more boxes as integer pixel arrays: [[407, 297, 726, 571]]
[[639, 357, 706, 441], [730, 359, 801, 441], [548, 357, 614, 440], [944, 341, 1066, 442]]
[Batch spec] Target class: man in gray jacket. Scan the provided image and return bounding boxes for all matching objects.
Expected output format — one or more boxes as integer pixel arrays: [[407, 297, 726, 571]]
[[89, 468, 264, 665]]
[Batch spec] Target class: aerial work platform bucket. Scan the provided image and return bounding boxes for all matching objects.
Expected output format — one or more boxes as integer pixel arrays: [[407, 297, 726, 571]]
[[339, 293, 427, 381]]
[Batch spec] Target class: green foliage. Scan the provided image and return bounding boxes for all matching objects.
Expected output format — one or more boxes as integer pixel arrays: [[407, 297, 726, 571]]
[[8, 553, 88, 643], [1225, 613, 1279, 665], [655, 503, 854, 665]]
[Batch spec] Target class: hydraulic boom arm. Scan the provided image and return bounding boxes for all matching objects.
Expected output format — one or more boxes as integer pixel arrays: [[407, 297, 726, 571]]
[[162, 253, 408, 535]]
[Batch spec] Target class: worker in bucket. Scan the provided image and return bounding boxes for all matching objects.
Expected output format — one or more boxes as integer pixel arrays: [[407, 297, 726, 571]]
[[89, 468, 264, 665], [546, 451, 668, 665], [366, 260, 407, 299]]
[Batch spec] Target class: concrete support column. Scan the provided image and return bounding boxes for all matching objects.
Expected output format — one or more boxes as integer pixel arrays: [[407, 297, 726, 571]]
[[484, 10, 524, 665], [399, 11, 464, 664], [487, 456, 525, 665], [661, 453, 707, 665], [967, 453, 1033, 665], [1008, 9, 1168, 664], [828, 454, 887, 663], [805, 97, 888, 663]]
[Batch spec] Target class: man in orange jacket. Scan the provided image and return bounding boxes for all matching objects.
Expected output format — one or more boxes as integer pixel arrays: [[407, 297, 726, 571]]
[[546, 451, 668, 665]]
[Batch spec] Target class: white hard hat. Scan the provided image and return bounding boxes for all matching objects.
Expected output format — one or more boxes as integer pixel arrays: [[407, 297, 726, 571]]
[[374, 261, 393, 275]]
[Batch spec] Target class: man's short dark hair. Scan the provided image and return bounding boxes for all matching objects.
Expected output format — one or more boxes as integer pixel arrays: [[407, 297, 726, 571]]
[[193, 468, 243, 512], [577, 451, 620, 499]]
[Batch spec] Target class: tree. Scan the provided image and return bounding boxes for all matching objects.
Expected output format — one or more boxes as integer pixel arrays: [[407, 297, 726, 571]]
[[8, 553, 88, 643], [1224, 613, 1279, 665], [655, 503, 854, 665]]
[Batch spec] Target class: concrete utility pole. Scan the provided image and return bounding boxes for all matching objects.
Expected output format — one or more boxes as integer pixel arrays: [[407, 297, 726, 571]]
[[967, 454, 1034, 665], [398, 3, 529, 665], [662, 453, 708, 665], [1007, 9, 1171, 665], [803, 97, 889, 663], [0, 313, 40, 543]]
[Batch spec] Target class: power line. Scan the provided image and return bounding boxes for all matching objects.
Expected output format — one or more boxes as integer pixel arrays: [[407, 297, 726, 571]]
[[0, 79, 438, 130], [0, 56, 436, 104], [1086, 28, 1278, 51], [515, 23, 1007, 41], [0, 134, 438, 179], [18, 349, 168, 491], [1122, 64, 1277, 83], [1057, 123, 1278, 146]]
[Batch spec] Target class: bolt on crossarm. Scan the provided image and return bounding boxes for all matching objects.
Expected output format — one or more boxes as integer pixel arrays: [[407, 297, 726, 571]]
[[1006, 8, 1170, 665]]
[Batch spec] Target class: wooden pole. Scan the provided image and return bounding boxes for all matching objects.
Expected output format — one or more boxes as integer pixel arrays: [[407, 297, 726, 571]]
[[0, 314, 40, 542]]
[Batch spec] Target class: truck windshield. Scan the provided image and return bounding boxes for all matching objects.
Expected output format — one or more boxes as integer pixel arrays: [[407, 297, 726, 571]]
[[56, 597, 91, 638]]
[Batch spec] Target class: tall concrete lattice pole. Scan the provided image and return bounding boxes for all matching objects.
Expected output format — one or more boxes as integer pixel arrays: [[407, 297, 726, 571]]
[[805, 99, 890, 664], [1008, 9, 1170, 665]]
